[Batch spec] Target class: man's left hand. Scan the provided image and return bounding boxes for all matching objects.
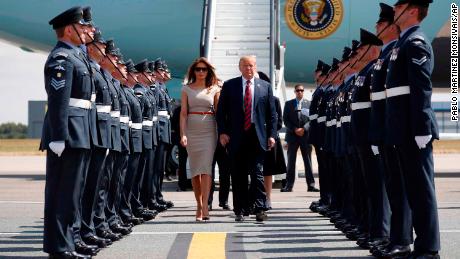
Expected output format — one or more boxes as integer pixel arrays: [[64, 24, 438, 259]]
[[268, 137, 276, 150]]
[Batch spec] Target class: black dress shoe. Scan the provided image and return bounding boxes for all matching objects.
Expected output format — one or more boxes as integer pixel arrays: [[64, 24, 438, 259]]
[[219, 203, 231, 210], [149, 203, 168, 212], [382, 245, 411, 258], [96, 230, 121, 242], [135, 209, 157, 221], [235, 214, 245, 222], [126, 216, 144, 225], [48, 251, 92, 259], [280, 187, 292, 192], [158, 199, 174, 208], [75, 241, 100, 256], [307, 186, 320, 192], [256, 211, 268, 222], [83, 235, 111, 248], [407, 251, 440, 259], [110, 224, 132, 235]]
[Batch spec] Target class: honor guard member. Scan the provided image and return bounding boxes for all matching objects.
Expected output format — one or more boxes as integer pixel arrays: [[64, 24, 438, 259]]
[[369, 3, 414, 258], [349, 29, 386, 249], [79, 28, 114, 250], [119, 60, 146, 225], [103, 49, 135, 237], [308, 60, 327, 211], [151, 59, 174, 211], [315, 58, 339, 216], [132, 60, 159, 219], [90, 40, 123, 243], [385, 0, 440, 257], [41, 6, 94, 259]]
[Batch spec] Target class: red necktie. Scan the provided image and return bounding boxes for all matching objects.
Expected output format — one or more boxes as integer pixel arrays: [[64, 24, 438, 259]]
[[244, 80, 252, 131]]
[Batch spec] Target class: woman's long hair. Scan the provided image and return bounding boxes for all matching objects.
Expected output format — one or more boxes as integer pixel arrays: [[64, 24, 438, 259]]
[[184, 57, 218, 88]]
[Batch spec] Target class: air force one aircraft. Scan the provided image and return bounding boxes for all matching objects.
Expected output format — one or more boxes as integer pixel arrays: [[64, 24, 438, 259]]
[[0, 0, 450, 90]]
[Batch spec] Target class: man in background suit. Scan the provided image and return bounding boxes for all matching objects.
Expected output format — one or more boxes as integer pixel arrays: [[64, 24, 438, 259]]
[[282, 84, 318, 192], [216, 56, 277, 222]]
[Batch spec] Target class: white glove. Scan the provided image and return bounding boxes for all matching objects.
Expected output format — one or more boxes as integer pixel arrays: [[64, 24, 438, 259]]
[[415, 135, 432, 149], [371, 145, 379, 155], [49, 141, 65, 157]]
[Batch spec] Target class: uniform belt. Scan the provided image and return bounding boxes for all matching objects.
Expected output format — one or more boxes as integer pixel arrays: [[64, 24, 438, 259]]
[[336, 121, 342, 128], [386, 86, 410, 98], [129, 121, 133, 127], [189, 111, 214, 115], [110, 111, 121, 118], [96, 105, 111, 113], [340, 115, 351, 123], [317, 116, 326, 123], [152, 116, 158, 122], [69, 98, 92, 109], [351, 102, 371, 110], [371, 91, 386, 101], [90, 93, 96, 102], [331, 119, 337, 125], [142, 120, 153, 127], [120, 116, 129, 124], [158, 111, 169, 116], [131, 122, 142, 130], [309, 114, 318, 120]]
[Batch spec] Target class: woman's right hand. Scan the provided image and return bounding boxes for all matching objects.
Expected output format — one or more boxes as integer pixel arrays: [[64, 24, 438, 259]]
[[180, 135, 188, 147]]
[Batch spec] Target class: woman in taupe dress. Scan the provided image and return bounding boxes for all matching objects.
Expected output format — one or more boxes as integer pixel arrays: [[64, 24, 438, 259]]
[[180, 57, 220, 221]]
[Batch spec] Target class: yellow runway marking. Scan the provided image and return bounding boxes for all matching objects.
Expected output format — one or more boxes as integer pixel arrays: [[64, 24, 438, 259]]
[[187, 232, 227, 259]]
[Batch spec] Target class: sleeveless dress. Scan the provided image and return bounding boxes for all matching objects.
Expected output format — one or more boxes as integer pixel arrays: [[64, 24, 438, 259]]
[[183, 85, 220, 177]]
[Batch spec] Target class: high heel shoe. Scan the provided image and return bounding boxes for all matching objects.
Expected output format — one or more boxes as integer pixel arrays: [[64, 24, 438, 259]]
[[196, 208, 203, 222]]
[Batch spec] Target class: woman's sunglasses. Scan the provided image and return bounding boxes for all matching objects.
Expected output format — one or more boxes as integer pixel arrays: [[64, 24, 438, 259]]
[[194, 67, 208, 72]]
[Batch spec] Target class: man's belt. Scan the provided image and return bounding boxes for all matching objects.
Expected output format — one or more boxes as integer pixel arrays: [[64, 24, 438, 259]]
[[340, 115, 351, 123], [110, 111, 121, 118], [351, 102, 371, 110], [120, 116, 129, 124], [90, 93, 96, 102], [152, 116, 158, 122], [386, 86, 410, 98], [317, 116, 326, 123], [96, 105, 111, 113], [309, 114, 318, 120], [336, 121, 342, 128], [326, 119, 337, 127], [371, 91, 386, 101], [69, 98, 92, 109], [158, 110, 170, 119], [130, 122, 142, 130], [142, 120, 153, 127]]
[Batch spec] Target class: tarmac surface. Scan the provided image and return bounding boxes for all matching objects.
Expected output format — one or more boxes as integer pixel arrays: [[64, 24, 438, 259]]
[[0, 154, 459, 259]]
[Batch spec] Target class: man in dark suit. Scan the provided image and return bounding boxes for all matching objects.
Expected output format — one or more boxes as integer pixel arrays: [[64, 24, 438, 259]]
[[281, 84, 318, 192], [217, 56, 277, 222]]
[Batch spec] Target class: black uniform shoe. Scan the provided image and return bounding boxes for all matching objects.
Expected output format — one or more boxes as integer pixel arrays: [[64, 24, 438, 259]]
[[75, 241, 100, 256], [219, 203, 232, 210], [97, 230, 121, 242], [149, 202, 168, 212], [280, 187, 292, 192], [255, 211, 268, 222], [309, 201, 320, 212], [382, 245, 411, 258], [83, 234, 111, 248], [406, 251, 440, 259], [307, 186, 320, 192], [48, 251, 92, 259], [235, 214, 245, 222], [110, 224, 132, 235], [126, 216, 144, 225], [158, 200, 174, 208]]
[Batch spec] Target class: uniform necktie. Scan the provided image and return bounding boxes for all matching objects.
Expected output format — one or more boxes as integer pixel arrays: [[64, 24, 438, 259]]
[[244, 80, 252, 131]]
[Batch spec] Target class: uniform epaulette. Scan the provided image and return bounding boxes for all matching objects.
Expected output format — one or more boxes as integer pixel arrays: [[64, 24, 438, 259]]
[[52, 51, 69, 59], [409, 35, 426, 43]]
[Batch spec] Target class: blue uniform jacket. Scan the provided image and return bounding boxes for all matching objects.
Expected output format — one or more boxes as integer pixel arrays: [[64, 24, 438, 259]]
[[385, 25, 439, 145]]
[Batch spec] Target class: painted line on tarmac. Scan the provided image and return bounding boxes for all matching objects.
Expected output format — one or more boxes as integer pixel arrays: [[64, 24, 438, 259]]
[[187, 232, 226, 259], [132, 231, 237, 235], [0, 201, 43, 204], [167, 233, 192, 259]]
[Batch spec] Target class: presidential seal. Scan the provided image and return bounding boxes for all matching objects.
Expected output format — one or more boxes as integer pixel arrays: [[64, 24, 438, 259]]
[[285, 0, 343, 40]]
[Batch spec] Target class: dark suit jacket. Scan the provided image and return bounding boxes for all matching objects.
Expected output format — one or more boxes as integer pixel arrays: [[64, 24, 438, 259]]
[[283, 98, 311, 143], [216, 76, 277, 152]]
